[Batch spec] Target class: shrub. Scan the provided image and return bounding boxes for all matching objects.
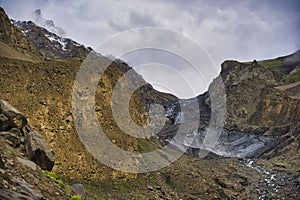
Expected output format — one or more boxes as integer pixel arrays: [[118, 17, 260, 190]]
[[70, 195, 82, 200]]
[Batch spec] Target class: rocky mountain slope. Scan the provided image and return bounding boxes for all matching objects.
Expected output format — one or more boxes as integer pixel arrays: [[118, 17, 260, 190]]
[[0, 6, 299, 199], [160, 53, 300, 160], [13, 19, 93, 60], [0, 55, 265, 199], [0, 7, 42, 62], [0, 100, 69, 199]]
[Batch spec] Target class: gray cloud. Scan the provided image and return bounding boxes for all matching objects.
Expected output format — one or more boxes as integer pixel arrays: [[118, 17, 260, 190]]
[[129, 11, 157, 27], [0, 0, 299, 98]]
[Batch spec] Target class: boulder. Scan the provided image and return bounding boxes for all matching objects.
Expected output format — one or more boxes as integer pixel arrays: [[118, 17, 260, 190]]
[[25, 130, 55, 171], [0, 100, 28, 129], [71, 183, 86, 197], [17, 156, 37, 170]]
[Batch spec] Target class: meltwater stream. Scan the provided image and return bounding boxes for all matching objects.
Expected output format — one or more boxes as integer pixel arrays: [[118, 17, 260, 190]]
[[244, 159, 300, 199], [161, 102, 299, 199]]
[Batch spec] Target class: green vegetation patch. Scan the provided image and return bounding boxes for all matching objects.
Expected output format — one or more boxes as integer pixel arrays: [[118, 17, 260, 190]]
[[258, 58, 283, 74], [44, 170, 65, 186], [62, 175, 158, 200], [44, 170, 58, 179], [284, 67, 300, 83], [70, 195, 83, 200]]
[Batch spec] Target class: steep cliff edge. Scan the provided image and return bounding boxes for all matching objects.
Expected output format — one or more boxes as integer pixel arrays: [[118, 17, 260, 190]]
[[156, 52, 299, 170], [217, 58, 299, 162]]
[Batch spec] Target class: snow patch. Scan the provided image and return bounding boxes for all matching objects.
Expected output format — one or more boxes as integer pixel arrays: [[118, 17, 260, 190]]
[[45, 34, 68, 51], [21, 30, 29, 35], [174, 112, 185, 125]]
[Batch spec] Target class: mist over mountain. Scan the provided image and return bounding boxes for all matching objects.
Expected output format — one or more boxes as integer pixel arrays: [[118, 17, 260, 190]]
[[32, 8, 66, 37]]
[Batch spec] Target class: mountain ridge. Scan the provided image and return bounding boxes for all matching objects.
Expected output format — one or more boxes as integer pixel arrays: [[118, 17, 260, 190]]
[[0, 7, 42, 62], [0, 6, 299, 199], [12, 19, 93, 60]]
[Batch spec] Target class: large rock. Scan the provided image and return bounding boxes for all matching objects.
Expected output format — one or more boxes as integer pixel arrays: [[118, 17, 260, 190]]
[[71, 183, 86, 197], [25, 130, 55, 171], [16, 156, 37, 170], [0, 100, 28, 129]]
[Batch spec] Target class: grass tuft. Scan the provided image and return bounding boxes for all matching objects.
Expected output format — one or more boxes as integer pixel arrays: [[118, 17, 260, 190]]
[[70, 195, 83, 200]]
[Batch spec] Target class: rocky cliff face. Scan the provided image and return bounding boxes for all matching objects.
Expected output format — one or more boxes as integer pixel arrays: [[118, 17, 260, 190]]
[[220, 59, 300, 132], [159, 52, 300, 161], [211, 58, 299, 159], [0, 56, 253, 200], [12, 20, 92, 60]]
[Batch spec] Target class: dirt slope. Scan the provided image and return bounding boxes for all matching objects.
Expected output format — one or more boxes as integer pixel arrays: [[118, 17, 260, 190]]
[[0, 7, 42, 62]]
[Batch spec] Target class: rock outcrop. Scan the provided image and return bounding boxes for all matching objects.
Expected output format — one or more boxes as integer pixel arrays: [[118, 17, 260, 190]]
[[13, 20, 92, 60], [0, 101, 68, 199], [0, 100, 55, 171], [0, 137, 68, 200], [32, 9, 66, 37], [158, 53, 300, 160], [0, 100, 28, 130], [25, 128, 55, 171]]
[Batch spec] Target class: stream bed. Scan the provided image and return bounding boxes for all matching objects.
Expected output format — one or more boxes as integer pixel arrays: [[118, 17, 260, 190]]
[[244, 159, 300, 199]]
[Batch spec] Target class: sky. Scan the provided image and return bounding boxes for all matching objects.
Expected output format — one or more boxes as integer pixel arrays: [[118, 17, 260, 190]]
[[1, 0, 299, 98]]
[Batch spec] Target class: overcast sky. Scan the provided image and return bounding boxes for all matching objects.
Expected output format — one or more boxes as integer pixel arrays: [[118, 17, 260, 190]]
[[1, 0, 299, 98]]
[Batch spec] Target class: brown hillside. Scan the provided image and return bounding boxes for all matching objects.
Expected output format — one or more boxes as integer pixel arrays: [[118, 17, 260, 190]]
[[0, 7, 42, 62], [0, 56, 265, 199]]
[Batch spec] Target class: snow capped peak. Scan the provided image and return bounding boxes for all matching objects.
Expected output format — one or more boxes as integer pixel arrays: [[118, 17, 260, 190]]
[[12, 19, 92, 60]]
